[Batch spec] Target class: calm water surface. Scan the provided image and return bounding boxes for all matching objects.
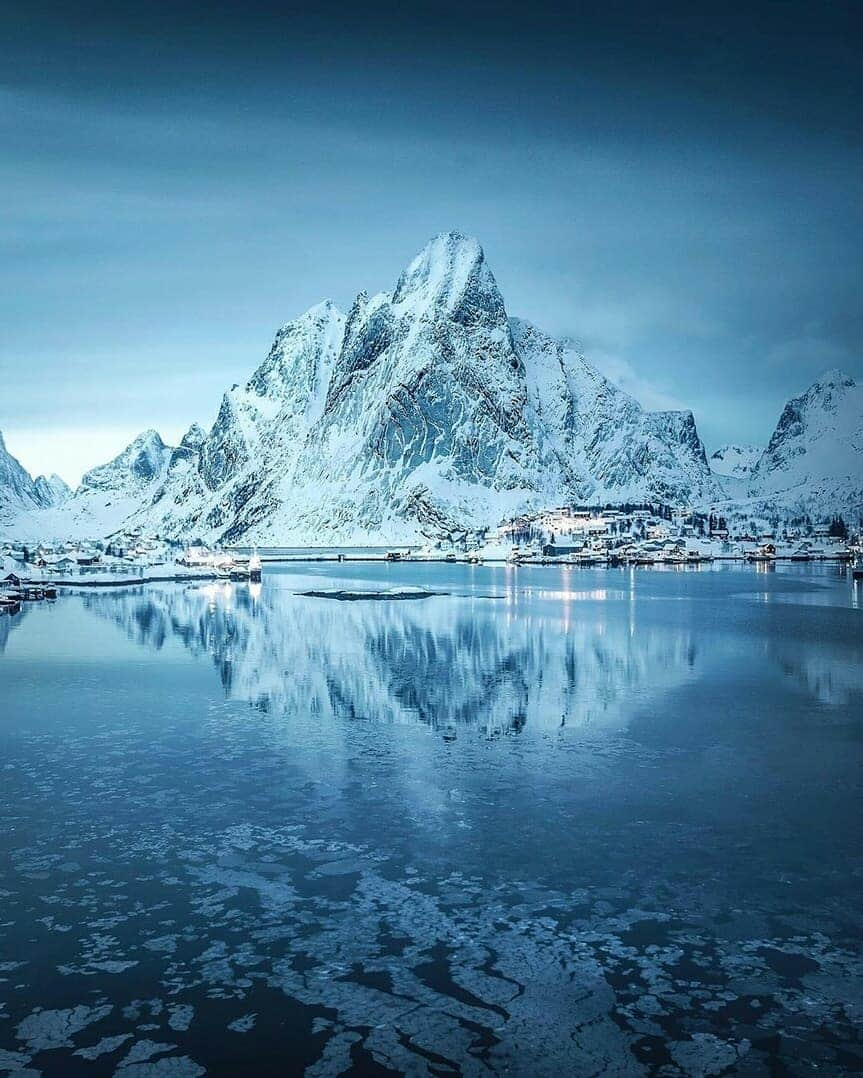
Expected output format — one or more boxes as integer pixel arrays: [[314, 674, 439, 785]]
[[1, 562, 862, 1076]]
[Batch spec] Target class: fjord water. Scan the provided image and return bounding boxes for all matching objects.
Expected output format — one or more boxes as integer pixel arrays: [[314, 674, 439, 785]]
[[1, 563, 861, 1076]]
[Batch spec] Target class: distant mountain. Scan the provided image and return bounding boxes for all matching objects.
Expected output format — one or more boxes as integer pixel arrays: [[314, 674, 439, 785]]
[[710, 444, 762, 480], [0, 432, 72, 529], [33, 473, 71, 508], [79, 429, 172, 493], [736, 370, 861, 522], [12, 430, 177, 539]]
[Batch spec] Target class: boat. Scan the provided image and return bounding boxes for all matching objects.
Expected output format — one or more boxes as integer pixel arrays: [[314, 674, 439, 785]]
[[444, 553, 457, 563], [385, 550, 403, 561], [228, 557, 251, 581], [466, 553, 482, 564], [852, 557, 863, 582], [249, 552, 262, 581]]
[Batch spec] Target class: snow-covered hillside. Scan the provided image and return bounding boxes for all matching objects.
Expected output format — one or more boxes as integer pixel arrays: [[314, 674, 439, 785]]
[[4, 234, 861, 543], [709, 444, 762, 480]]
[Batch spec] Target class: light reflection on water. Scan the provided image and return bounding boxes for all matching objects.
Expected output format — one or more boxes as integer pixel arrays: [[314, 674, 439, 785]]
[[0, 561, 861, 1076]]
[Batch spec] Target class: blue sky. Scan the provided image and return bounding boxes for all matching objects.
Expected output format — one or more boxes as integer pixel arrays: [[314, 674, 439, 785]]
[[1, 0, 861, 484]]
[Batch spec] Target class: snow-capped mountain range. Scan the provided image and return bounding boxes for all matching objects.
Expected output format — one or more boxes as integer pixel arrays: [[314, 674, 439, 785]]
[[2, 234, 861, 541]]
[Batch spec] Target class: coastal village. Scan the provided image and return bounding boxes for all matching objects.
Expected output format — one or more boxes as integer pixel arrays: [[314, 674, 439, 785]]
[[2, 502, 861, 616], [487, 503, 860, 566], [0, 534, 262, 614]]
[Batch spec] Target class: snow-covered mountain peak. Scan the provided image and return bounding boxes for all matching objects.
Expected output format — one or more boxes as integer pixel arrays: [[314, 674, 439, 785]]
[[80, 429, 171, 492], [179, 423, 206, 450], [811, 367, 855, 390], [763, 370, 860, 459], [246, 300, 346, 420], [391, 232, 504, 326], [14, 234, 860, 544], [797, 368, 856, 413], [168, 423, 207, 475], [303, 298, 341, 320]]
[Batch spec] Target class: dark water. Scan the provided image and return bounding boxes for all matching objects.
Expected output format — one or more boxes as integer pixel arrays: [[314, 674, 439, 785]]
[[1, 562, 862, 1076]]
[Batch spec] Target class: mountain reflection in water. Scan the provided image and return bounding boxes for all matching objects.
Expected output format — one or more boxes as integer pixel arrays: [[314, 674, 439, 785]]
[[81, 577, 706, 735], [76, 563, 862, 731]]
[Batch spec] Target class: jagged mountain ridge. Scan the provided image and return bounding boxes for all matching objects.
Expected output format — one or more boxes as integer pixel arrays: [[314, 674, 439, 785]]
[[0, 431, 45, 519]]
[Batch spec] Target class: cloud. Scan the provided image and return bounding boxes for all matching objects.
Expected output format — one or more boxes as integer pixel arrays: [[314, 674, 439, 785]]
[[765, 334, 856, 377], [584, 350, 689, 413]]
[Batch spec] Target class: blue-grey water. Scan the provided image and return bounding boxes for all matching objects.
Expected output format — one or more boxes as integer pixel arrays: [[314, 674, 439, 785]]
[[1, 562, 862, 1076]]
